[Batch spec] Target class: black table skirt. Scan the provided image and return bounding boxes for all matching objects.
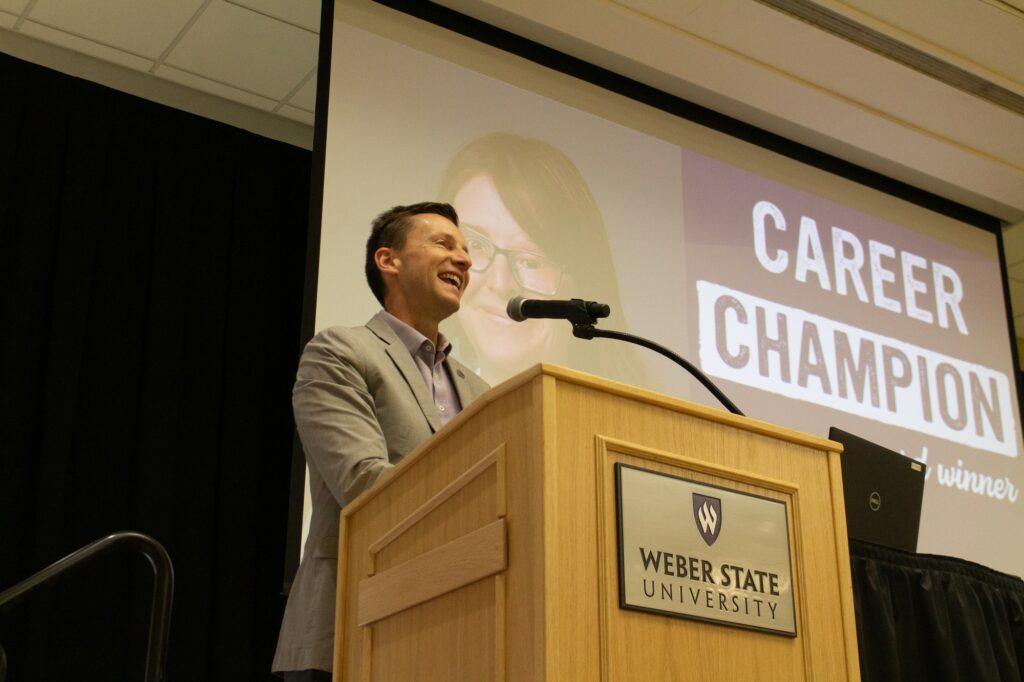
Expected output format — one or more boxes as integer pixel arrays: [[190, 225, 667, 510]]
[[849, 539, 1024, 682]]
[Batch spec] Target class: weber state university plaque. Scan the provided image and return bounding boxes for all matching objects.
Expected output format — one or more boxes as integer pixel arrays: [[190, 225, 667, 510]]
[[616, 463, 796, 636]]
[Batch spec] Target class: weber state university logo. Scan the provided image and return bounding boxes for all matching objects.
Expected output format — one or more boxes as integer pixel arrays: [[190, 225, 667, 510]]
[[692, 493, 722, 546]]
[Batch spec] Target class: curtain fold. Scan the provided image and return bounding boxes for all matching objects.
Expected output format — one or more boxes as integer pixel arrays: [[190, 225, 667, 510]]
[[0, 52, 311, 681], [850, 539, 1024, 682]]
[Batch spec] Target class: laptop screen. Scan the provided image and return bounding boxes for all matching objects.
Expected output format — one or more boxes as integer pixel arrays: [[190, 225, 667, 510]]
[[829, 427, 927, 553]]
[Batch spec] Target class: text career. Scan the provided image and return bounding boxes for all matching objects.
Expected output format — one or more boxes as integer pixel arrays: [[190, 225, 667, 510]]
[[751, 200, 968, 334]]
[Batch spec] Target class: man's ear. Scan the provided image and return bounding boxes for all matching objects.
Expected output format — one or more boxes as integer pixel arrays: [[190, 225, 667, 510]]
[[375, 247, 399, 276]]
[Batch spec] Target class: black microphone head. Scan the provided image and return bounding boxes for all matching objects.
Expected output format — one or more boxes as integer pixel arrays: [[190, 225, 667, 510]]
[[586, 301, 611, 319], [506, 296, 528, 322]]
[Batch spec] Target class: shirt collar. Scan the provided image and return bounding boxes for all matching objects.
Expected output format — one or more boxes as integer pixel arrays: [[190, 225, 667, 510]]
[[378, 309, 452, 360]]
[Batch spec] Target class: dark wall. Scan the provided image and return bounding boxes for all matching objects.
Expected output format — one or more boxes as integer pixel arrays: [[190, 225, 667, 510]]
[[0, 52, 311, 681]]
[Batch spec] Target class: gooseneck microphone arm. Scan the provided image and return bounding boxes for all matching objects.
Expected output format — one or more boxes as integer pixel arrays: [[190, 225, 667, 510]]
[[506, 296, 744, 416], [571, 324, 744, 417]]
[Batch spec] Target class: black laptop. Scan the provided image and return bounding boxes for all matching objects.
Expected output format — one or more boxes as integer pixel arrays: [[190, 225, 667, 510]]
[[829, 427, 927, 552]]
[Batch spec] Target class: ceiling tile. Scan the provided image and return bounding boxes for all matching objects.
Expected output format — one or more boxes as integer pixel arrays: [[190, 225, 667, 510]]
[[278, 104, 314, 126], [156, 64, 277, 110], [164, 0, 318, 100], [618, 0, 742, 26], [672, 0, 1024, 169], [27, 0, 205, 60], [839, 0, 1024, 88], [229, 0, 321, 32], [0, 0, 27, 14], [19, 21, 155, 71], [288, 70, 317, 111], [0, 11, 16, 28]]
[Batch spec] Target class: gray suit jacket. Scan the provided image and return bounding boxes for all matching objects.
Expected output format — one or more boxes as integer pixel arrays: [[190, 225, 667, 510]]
[[272, 313, 490, 673]]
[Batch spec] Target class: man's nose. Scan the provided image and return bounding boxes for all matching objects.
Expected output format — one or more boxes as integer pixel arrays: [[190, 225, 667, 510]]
[[453, 248, 472, 271]]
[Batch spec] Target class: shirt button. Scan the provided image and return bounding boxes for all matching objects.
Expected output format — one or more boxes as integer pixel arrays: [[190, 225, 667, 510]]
[[439, 405, 446, 412]]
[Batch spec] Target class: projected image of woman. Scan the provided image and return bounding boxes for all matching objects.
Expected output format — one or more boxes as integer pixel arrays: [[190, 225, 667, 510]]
[[439, 132, 639, 384]]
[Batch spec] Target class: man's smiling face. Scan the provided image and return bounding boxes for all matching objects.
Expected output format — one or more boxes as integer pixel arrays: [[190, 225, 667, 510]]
[[380, 212, 472, 337]]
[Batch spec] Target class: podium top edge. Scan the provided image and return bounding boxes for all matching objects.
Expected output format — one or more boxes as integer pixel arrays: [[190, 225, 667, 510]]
[[341, 363, 843, 518], [518, 363, 843, 453]]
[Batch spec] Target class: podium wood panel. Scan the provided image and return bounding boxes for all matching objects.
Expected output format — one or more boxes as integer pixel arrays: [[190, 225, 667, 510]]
[[334, 364, 859, 681], [357, 518, 507, 626]]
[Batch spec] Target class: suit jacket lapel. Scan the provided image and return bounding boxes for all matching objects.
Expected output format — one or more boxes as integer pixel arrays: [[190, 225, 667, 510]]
[[366, 314, 442, 432]]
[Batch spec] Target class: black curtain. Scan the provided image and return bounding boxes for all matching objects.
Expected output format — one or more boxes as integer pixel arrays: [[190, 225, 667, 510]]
[[851, 539, 1024, 682], [0, 53, 310, 681]]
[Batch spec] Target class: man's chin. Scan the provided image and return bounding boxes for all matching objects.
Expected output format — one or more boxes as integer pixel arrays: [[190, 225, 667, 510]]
[[436, 291, 464, 315]]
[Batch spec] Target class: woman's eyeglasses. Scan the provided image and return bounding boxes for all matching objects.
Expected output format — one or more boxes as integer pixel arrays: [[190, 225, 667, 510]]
[[462, 226, 563, 296]]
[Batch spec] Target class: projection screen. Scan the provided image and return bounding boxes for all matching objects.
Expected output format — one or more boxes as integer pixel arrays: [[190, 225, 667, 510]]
[[308, 0, 1023, 577]]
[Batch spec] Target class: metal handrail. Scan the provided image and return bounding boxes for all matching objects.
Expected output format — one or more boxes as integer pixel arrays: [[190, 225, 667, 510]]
[[0, 531, 173, 682]]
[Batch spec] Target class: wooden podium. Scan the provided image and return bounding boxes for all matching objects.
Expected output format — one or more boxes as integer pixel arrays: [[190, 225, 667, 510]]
[[333, 364, 860, 681]]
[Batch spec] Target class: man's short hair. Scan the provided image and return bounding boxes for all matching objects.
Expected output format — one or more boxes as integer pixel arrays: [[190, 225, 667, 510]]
[[365, 202, 459, 305]]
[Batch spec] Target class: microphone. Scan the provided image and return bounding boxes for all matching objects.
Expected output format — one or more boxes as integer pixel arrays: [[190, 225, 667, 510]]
[[506, 296, 611, 323], [508, 299, 745, 416]]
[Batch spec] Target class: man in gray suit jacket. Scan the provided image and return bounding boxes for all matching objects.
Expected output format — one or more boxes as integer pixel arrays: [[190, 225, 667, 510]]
[[273, 203, 491, 680]]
